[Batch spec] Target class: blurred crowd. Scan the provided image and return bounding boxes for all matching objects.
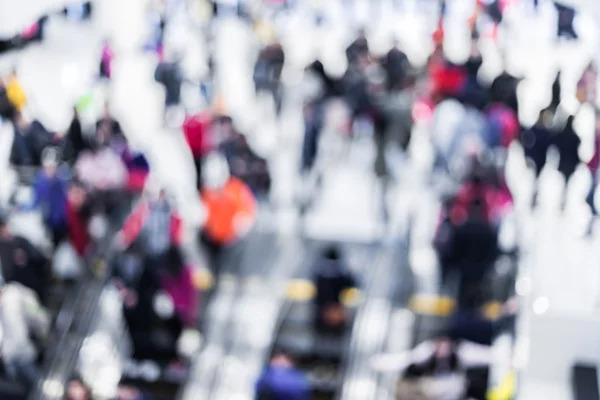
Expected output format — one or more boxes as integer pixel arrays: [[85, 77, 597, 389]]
[[0, 0, 598, 399]]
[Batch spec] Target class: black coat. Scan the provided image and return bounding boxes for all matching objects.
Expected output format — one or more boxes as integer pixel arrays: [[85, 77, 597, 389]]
[[0, 236, 48, 300]]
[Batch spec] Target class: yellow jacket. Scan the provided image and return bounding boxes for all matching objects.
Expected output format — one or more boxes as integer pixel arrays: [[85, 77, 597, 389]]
[[6, 77, 27, 112]]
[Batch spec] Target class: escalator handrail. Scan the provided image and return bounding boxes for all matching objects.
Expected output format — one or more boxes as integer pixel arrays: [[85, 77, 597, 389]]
[[338, 242, 407, 400], [176, 232, 285, 399], [29, 203, 132, 400]]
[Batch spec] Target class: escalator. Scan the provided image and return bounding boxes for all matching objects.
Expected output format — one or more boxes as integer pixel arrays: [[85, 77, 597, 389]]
[[263, 243, 381, 400], [177, 229, 287, 399], [339, 239, 410, 400], [117, 230, 279, 400], [28, 199, 136, 400]]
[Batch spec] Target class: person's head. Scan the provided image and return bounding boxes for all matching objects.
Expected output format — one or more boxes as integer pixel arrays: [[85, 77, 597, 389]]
[[68, 180, 88, 208], [202, 152, 230, 190], [270, 351, 294, 368], [41, 147, 60, 176], [323, 245, 341, 261], [66, 379, 92, 400], [434, 337, 456, 360]]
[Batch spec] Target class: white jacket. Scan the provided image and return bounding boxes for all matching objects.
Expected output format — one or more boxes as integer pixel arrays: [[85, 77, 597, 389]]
[[0, 283, 50, 365]]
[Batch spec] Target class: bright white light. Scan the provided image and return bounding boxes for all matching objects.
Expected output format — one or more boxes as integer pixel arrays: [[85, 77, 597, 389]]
[[533, 297, 550, 315], [516, 277, 532, 297]]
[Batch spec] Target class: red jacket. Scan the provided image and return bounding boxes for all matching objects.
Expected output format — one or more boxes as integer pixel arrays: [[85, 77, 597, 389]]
[[119, 198, 183, 249], [67, 201, 91, 257], [183, 112, 213, 158]]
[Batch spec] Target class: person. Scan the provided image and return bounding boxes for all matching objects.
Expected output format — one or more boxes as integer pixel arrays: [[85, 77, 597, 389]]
[[313, 246, 357, 335], [254, 39, 285, 114], [0, 215, 48, 300], [4, 69, 26, 113], [66, 179, 93, 258], [10, 113, 56, 168], [371, 337, 492, 392], [63, 107, 89, 164], [117, 385, 156, 400], [0, 282, 50, 386], [99, 40, 114, 80], [218, 119, 271, 196], [154, 54, 184, 123], [119, 247, 198, 362], [435, 192, 500, 297], [522, 109, 553, 179], [256, 352, 311, 400], [586, 115, 600, 233], [200, 152, 257, 274], [27, 148, 70, 247], [182, 109, 213, 190], [74, 128, 128, 193], [96, 102, 124, 141], [552, 112, 581, 208], [115, 184, 183, 268], [0, 80, 15, 119], [65, 379, 92, 400], [369, 68, 416, 225], [449, 290, 517, 346]]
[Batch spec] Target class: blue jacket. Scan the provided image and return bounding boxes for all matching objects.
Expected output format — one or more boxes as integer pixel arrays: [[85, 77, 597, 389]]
[[256, 366, 311, 400], [30, 168, 69, 228]]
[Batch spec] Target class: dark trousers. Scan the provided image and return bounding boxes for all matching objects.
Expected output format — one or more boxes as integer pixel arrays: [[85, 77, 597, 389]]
[[588, 176, 597, 216], [49, 224, 68, 249], [200, 233, 224, 277], [194, 156, 203, 190]]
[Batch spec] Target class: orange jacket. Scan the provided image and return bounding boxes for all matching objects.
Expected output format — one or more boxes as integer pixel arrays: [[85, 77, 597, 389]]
[[202, 177, 257, 245]]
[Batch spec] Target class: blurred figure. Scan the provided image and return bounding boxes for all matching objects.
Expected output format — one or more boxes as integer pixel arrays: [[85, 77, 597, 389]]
[[0, 282, 50, 386], [586, 115, 600, 232], [200, 152, 256, 274], [117, 385, 155, 400], [0, 215, 48, 300], [66, 179, 92, 258], [4, 69, 26, 113], [0, 79, 15, 119], [313, 246, 356, 335], [369, 66, 416, 216], [99, 40, 114, 80], [63, 107, 89, 165], [522, 109, 553, 179], [449, 290, 517, 346], [116, 185, 183, 267], [256, 352, 311, 400], [119, 246, 198, 362], [155, 53, 184, 123], [552, 112, 581, 208], [74, 127, 128, 192], [10, 113, 56, 167], [29, 147, 70, 247], [254, 38, 285, 115], [218, 118, 271, 197], [65, 379, 92, 400], [182, 109, 214, 190], [435, 185, 501, 296], [346, 29, 369, 68]]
